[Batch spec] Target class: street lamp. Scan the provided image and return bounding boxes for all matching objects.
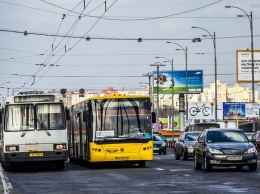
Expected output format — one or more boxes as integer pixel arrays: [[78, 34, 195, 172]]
[[225, 6, 255, 103], [166, 42, 188, 123], [155, 57, 175, 141], [139, 82, 149, 96], [142, 72, 152, 99], [191, 26, 217, 122], [150, 62, 166, 123]]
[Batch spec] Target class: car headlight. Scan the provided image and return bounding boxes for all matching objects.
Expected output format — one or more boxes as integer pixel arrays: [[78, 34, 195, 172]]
[[161, 142, 166, 147], [246, 147, 257, 154], [208, 148, 223, 154]]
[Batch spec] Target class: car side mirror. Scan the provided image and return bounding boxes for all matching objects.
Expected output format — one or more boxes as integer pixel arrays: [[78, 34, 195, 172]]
[[250, 138, 256, 143]]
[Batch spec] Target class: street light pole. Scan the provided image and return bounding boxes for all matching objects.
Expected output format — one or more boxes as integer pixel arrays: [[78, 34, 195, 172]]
[[150, 62, 166, 124], [192, 27, 218, 122], [142, 72, 152, 99], [225, 6, 254, 102], [155, 57, 175, 141], [166, 42, 188, 128]]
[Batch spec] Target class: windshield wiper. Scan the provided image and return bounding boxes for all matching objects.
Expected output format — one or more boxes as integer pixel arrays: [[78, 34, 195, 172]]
[[37, 119, 51, 136], [21, 131, 27, 137]]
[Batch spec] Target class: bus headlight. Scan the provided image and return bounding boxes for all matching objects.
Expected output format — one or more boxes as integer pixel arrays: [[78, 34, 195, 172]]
[[6, 145, 19, 152], [53, 143, 67, 150]]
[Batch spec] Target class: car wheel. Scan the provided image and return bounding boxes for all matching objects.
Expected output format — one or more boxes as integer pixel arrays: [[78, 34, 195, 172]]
[[194, 153, 202, 170], [163, 149, 167, 155], [138, 161, 146, 167], [182, 150, 187, 160], [248, 163, 257, 171], [159, 152, 162, 155], [204, 155, 212, 172], [175, 152, 180, 160]]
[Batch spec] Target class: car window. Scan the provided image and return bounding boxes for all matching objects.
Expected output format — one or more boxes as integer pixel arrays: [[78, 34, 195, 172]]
[[197, 131, 205, 142], [207, 131, 248, 143], [256, 132, 260, 141], [153, 135, 163, 141]]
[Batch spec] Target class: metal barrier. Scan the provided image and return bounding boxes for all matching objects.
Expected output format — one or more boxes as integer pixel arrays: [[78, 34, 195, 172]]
[[167, 141, 175, 148]]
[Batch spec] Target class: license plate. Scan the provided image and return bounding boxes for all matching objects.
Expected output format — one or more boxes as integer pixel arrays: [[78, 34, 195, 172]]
[[227, 156, 242, 160], [115, 157, 129, 161], [153, 148, 159, 150], [29, 153, 44, 157]]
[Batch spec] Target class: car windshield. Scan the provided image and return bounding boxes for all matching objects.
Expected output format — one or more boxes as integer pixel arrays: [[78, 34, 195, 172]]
[[207, 130, 248, 143], [185, 133, 200, 141], [153, 135, 163, 141]]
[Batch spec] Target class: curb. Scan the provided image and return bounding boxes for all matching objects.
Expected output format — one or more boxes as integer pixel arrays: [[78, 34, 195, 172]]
[[0, 164, 9, 194]]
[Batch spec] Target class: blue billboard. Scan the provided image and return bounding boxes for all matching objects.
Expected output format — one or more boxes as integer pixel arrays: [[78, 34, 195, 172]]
[[223, 102, 246, 120], [152, 70, 203, 94]]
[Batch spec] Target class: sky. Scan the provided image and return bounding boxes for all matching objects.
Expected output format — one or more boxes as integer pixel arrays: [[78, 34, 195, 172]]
[[0, 0, 259, 98]]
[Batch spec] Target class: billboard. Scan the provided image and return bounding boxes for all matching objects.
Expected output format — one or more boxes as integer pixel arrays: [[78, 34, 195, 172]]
[[152, 70, 203, 94], [188, 102, 215, 120], [245, 103, 260, 117], [223, 102, 246, 120], [236, 50, 260, 82]]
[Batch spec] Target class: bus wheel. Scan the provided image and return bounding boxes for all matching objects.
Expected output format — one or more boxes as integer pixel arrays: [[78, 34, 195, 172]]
[[138, 161, 146, 167], [56, 161, 65, 170]]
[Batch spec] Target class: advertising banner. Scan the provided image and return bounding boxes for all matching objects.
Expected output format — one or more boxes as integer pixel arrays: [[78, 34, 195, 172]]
[[152, 70, 203, 94], [188, 102, 215, 119], [245, 103, 260, 117], [153, 118, 180, 131], [223, 102, 246, 120], [236, 50, 260, 82]]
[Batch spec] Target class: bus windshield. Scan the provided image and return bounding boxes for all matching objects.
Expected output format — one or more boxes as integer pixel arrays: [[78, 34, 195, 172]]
[[4, 103, 65, 131], [5, 104, 35, 131], [36, 104, 65, 130], [92, 98, 152, 141]]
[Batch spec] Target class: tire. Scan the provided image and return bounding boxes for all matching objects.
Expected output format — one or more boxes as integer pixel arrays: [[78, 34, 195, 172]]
[[204, 155, 212, 172], [248, 163, 257, 171], [159, 152, 162, 155], [56, 161, 65, 170], [194, 154, 202, 170], [138, 161, 146, 167], [163, 149, 167, 155], [175, 152, 180, 160], [182, 150, 187, 160]]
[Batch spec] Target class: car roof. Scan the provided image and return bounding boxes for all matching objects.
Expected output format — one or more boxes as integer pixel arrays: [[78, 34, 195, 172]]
[[205, 128, 243, 132]]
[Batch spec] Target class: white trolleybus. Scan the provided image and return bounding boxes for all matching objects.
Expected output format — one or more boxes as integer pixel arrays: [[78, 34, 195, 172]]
[[0, 91, 70, 170]]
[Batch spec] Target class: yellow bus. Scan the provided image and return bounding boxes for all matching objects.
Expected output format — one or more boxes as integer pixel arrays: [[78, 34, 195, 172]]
[[67, 94, 156, 167]]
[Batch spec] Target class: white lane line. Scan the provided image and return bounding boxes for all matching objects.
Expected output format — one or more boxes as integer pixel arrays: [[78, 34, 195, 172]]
[[155, 168, 165, 171]]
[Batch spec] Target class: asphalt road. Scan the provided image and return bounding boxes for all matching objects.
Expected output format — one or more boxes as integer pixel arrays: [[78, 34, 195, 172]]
[[1, 148, 260, 194]]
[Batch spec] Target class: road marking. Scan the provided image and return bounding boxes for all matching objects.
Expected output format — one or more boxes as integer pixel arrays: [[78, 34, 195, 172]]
[[169, 169, 193, 172], [155, 168, 165, 171]]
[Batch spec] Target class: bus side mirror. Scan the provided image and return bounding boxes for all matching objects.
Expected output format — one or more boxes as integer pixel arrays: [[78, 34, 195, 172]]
[[66, 109, 70, 120], [83, 110, 87, 122], [152, 112, 156, 123]]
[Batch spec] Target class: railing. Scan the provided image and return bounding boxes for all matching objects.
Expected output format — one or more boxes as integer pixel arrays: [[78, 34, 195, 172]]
[[167, 140, 175, 148]]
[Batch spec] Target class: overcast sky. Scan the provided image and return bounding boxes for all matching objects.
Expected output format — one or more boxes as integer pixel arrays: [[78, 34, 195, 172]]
[[0, 0, 259, 97]]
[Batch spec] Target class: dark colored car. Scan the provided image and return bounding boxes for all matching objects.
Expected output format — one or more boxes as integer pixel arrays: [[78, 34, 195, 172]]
[[193, 128, 257, 172], [251, 131, 260, 151], [175, 131, 201, 160], [153, 134, 167, 155]]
